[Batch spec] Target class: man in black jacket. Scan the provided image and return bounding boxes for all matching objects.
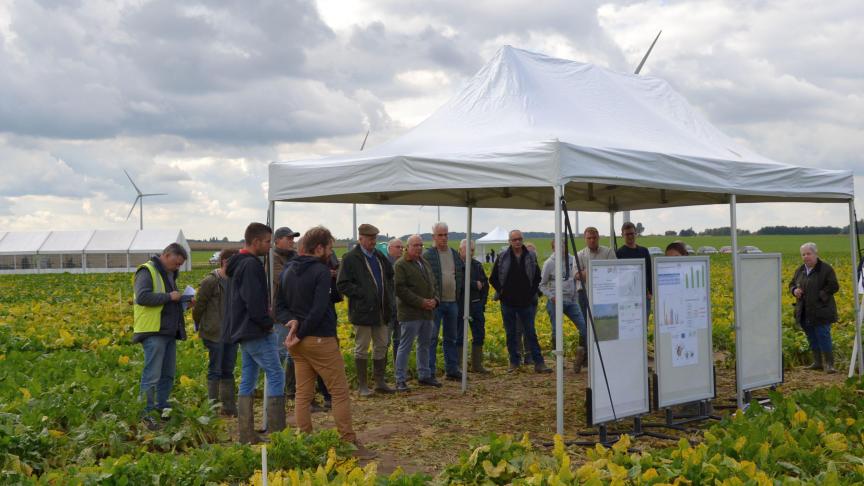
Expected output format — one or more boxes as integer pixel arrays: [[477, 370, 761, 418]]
[[337, 224, 395, 396], [281, 226, 373, 458], [224, 222, 284, 444], [490, 229, 551, 373]]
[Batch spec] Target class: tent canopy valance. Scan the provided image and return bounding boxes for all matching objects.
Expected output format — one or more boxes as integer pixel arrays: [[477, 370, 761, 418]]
[[269, 46, 853, 209]]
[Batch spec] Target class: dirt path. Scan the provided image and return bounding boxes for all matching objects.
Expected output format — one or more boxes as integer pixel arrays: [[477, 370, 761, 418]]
[[267, 359, 848, 475]]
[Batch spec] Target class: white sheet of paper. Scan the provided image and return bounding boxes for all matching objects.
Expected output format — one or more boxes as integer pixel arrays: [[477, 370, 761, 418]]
[[656, 261, 709, 334], [671, 330, 698, 367]]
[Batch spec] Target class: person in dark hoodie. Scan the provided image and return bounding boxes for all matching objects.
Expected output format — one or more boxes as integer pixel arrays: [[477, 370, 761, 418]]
[[132, 243, 191, 431], [281, 226, 374, 458], [224, 223, 285, 444], [193, 248, 238, 416]]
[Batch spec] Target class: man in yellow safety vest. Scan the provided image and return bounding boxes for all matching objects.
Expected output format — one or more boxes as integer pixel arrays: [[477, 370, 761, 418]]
[[132, 243, 190, 430]]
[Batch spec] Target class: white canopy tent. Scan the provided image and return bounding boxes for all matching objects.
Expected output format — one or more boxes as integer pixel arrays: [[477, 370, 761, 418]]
[[268, 46, 858, 434], [0, 229, 191, 274], [475, 226, 510, 260]]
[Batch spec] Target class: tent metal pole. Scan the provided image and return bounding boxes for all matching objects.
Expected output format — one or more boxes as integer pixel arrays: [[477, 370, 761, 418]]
[[553, 185, 565, 435], [263, 199, 276, 423], [730, 195, 743, 409], [352, 204, 357, 248], [461, 205, 473, 393], [609, 212, 615, 249], [850, 200, 863, 376]]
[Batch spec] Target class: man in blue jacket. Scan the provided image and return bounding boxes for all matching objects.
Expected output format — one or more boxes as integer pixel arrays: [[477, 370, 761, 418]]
[[223, 222, 284, 444]]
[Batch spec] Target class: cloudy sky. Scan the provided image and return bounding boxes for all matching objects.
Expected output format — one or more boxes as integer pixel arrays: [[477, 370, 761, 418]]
[[0, 0, 861, 240]]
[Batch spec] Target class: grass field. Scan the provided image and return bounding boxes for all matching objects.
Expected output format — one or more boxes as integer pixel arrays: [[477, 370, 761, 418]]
[[193, 234, 856, 267]]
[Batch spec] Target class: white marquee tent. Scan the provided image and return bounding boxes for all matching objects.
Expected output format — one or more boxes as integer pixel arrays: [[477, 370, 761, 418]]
[[268, 46, 859, 433], [0, 229, 191, 274], [475, 226, 510, 258]]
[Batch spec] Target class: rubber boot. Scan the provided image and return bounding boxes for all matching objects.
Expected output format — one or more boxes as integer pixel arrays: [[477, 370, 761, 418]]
[[807, 351, 823, 370], [207, 379, 219, 403], [284, 359, 296, 399], [373, 359, 395, 393], [824, 351, 836, 374], [266, 396, 286, 434], [356, 358, 372, 397], [456, 345, 464, 374], [238, 396, 261, 444], [471, 345, 489, 373], [573, 347, 586, 374], [219, 378, 237, 417]]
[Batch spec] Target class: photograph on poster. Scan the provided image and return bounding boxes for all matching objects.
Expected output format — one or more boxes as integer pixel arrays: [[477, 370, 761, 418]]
[[593, 303, 619, 341]]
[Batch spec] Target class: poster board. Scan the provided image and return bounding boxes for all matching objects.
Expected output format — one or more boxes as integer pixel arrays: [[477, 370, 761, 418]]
[[738, 253, 783, 391], [588, 259, 649, 425], [653, 256, 714, 408]]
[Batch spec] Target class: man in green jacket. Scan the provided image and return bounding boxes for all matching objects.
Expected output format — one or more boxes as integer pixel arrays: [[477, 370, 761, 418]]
[[336, 224, 396, 396], [394, 235, 441, 391]]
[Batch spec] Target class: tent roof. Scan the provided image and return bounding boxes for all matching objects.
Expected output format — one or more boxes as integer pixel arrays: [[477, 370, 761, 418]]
[[269, 46, 853, 211], [84, 229, 138, 253], [129, 229, 188, 253], [477, 226, 510, 243], [0, 231, 51, 255], [39, 230, 96, 254]]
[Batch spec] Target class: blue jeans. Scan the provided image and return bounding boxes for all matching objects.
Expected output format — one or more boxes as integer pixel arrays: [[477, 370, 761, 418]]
[[275, 324, 290, 362], [396, 320, 433, 383], [430, 302, 460, 375], [457, 301, 486, 347], [239, 333, 285, 397], [546, 300, 586, 347], [203, 339, 238, 381], [501, 303, 544, 366], [140, 335, 177, 412], [803, 323, 833, 353]]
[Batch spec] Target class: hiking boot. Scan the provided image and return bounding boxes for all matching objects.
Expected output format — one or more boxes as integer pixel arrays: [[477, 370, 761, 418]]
[[507, 363, 520, 373], [219, 378, 237, 417], [807, 351, 823, 370], [534, 363, 552, 374], [573, 347, 586, 374], [396, 381, 410, 392], [824, 351, 836, 374], [355, 358, 372, 397], [351, 441, 378, 460], [373, 359, 395, 393], [445, 371, 461, 381], [418, 376, 442, 387], [141, 415, 161, 431]]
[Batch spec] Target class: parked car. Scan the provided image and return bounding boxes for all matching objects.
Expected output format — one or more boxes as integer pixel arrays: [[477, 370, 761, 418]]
[[697, 246, 718, 254], [208, 251, 221, 264], [740, 246, 763, 254], [719, 246, 733, 254], [647, 246, 663, 256]]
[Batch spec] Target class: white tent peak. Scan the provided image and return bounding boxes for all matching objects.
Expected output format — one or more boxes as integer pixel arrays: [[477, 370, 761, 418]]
[[477, 226, 510, 243]]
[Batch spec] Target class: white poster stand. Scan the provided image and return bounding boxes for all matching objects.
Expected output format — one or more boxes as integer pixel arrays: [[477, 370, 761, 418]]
[[738, 254, 783, 391], [653, 256, 714, 408], [588, 259, 649, 425]]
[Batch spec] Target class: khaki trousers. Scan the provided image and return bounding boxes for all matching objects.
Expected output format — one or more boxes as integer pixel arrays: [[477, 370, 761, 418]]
[[353, 324, 390, 360], [292, 336, 356, 443]]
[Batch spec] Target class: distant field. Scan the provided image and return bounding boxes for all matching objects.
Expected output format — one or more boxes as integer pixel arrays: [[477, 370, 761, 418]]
[[193, 234, 855, 267]]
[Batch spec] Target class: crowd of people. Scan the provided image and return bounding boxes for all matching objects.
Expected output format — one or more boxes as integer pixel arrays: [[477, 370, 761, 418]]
[[129, 220, 840, 452]]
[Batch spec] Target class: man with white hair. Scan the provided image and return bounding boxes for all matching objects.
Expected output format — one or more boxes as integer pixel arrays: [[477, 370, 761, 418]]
[[423, 222, 465, 380], [458, 239, 490, 373]]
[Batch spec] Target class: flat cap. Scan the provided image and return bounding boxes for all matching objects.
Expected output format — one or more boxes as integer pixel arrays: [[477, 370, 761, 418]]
[[358, 223, 380, 236], [274, 227, 300, 239]]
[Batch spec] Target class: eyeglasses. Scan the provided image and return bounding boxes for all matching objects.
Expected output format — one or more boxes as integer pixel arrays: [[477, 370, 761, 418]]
[[510, 238, 523, 242], [435, 233, 447, 237], [623, 232, 636, 236]]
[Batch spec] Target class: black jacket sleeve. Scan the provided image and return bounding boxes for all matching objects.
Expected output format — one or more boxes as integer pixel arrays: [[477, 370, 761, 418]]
[[296, 267, 332, 339], [239, 260, 274, 331]]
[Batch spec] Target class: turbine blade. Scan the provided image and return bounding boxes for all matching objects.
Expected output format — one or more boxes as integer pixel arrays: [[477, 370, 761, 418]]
[[126, 196, 141, 220], [634, 30, 662, 75], [360, 130, 370, 151], [124, 169, 143, 195], [141, 193, 168, 197]]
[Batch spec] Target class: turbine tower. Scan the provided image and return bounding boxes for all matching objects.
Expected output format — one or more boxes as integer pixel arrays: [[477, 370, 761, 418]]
[[124, 169, 167, 230]]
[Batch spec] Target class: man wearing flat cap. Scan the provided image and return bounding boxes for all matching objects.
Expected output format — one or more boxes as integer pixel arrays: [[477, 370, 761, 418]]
[[337, 224, 396, 396]]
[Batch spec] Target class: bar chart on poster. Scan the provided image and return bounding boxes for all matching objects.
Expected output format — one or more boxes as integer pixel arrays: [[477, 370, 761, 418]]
[[588, 259, 649, 425], [653, 256, 714, 408]]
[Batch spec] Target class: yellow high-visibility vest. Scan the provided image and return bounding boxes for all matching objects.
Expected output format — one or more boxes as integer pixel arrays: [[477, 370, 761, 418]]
[[133, 261, 165, 333]]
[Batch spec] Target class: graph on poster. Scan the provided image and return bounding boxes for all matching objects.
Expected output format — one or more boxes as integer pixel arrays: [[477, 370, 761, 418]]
[[656, 261, 709, 336]]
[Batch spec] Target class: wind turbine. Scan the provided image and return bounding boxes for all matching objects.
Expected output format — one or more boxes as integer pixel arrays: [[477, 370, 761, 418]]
[[352, 130, 370, 247], [124, 169, 166, 230], [621, 30, 662, 227]]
